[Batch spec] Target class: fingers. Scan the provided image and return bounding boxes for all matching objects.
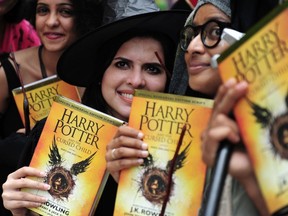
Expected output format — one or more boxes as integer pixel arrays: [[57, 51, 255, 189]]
[[16, 128, 25, 134], [105, 125, 149, 182], [201, 114, 239, 167], [201, 78, 248, 168], [2, 167, 50, 213], [6, 166, 46, 180], [212, 78, 248, 117], [106, 125, 148, 162], [107, 125, 145, 150]]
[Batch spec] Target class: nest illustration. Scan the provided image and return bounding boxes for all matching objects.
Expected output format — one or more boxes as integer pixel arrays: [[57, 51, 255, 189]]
[[44, 136, 96, 200], [139, 143, 191, 205]]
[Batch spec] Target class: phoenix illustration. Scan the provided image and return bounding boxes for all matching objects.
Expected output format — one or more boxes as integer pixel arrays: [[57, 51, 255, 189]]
[[247, 89, 288, 159], [44, 136, 96, 200]]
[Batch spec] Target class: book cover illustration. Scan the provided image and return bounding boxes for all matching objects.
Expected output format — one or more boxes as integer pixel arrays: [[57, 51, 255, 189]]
[[12, 75, 81, 129], [217, 2, 288, 214], [114, 90, 213, 216], [23, 95, 124, 216]]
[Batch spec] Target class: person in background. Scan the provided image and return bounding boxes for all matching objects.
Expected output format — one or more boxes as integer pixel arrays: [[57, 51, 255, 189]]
[[1, 10, 189, 216], [197, 0, 280, 215], [0, 0, 40, 56], [171, 0, 197, 10], [170, 0, 271, 215], [105, 0, 270, 215], [0, 0, 103, 215]]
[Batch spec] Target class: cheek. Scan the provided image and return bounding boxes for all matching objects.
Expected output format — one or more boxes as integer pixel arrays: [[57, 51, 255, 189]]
[[205, 71, 222, 95], [146, 76, 167, 92], [101, 69, 121, 93], [209, 41, 231, 57], [101, 74, 112, 94], [35, 18, 42, 32]]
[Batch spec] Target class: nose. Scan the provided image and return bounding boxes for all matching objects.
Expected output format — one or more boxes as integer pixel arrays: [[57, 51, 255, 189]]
[[186, 34, 205, 54], [126, 69, 146, 88], [45, 12, 60, 27]]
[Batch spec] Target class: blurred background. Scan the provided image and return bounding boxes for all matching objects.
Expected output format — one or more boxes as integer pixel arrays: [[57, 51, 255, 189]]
[[155, 0, 197, 10]]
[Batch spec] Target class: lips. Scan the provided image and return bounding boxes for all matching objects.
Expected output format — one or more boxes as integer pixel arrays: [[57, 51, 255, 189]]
[[118, 90, 134, 103], [187, 62, 210, 74], [44, 32, 64, 40]]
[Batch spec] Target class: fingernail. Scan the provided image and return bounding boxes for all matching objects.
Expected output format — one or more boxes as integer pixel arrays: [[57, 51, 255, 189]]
[[141, 142, 148, 150], [41, 197, 48, 202], [236, 81, 248, 90], [40, 172, 46, 177], [141, 151, 149, 157], [44, 184, 51, 190], [225, 78, 237, 87], [137, 158, 144, 164], [137, 132, 144, 139]]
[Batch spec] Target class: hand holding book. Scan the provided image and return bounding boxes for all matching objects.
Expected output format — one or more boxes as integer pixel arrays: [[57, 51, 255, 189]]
[[200, 78, 269, 215], [106, 125, 149, 183]]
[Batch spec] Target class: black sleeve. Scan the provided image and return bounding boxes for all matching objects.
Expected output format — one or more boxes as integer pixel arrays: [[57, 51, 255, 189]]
[[17, 118, 47, 168], [94, 175, 118, 216], [0, 132, 28, 167]]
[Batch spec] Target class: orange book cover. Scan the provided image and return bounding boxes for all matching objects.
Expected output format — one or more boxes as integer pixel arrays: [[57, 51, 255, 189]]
[[217, 2, 288, 214], [12, 75, 81, 129], [22, 95, 124, 216], [113, 90, 213, 216]]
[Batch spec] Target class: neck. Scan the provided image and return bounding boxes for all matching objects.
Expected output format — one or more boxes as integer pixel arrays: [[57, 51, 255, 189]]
[[39, 47, 63, 77]]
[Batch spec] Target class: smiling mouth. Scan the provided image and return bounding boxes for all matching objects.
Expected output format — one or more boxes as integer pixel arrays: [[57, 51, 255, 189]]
[[118, 92, 134, 103], [121, 92, 133, 99]]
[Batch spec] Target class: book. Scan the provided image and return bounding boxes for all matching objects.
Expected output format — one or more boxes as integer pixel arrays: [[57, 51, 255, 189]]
[[12, 75, 81, 129], [216, 2, 288, 214], [22, 95, 124, 216], [113, 89, 213, 216]]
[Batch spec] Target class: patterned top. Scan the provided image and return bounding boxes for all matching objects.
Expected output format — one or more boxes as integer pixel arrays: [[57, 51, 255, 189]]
[[0, 19, 41, 54]]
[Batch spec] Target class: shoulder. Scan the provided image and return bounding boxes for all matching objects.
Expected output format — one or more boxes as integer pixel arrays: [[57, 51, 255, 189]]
[[13, 46, 38, 69]]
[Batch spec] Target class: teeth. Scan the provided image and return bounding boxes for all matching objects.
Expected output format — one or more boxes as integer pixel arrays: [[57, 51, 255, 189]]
[[121, 93, 133, 99]]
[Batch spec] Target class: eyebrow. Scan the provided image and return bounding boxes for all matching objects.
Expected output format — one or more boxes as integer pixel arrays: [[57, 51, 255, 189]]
[[113, 57, 163, 67], [37, 2, 73, 7], [194, 16, 230, 25], [113, 57, 132, 64]]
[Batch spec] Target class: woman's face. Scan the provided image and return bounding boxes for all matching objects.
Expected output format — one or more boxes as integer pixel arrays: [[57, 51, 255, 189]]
[[35, 0, 78, 52], [101, 37, 167, 121], [185, 4, 231, 97], [0, 0, 17, 17]]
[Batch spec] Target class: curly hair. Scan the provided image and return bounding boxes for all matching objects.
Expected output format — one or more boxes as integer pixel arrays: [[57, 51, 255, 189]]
[[27, 0, 104, 35]]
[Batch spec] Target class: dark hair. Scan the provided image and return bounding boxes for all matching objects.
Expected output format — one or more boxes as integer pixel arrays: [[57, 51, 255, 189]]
[[82, 29, 176, 113], [27, 0, 103, 35], [3, 1, 28, 23]]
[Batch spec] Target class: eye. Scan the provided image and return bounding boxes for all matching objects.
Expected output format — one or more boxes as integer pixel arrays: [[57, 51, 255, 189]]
[[144, 64, 162, 75], [36, 6, 49, 16], [58, 7, 74, 17], [209, 27, 222, 38], [205, 22, 222, 40], [115, 60, 130, 70]]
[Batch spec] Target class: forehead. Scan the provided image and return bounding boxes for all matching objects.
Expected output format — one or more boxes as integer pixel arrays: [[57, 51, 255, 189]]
[[115, 37, 164, 61], [117, 37, 163, 53], [37, 0, 72, 5], [193, 4, 230, 25]]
